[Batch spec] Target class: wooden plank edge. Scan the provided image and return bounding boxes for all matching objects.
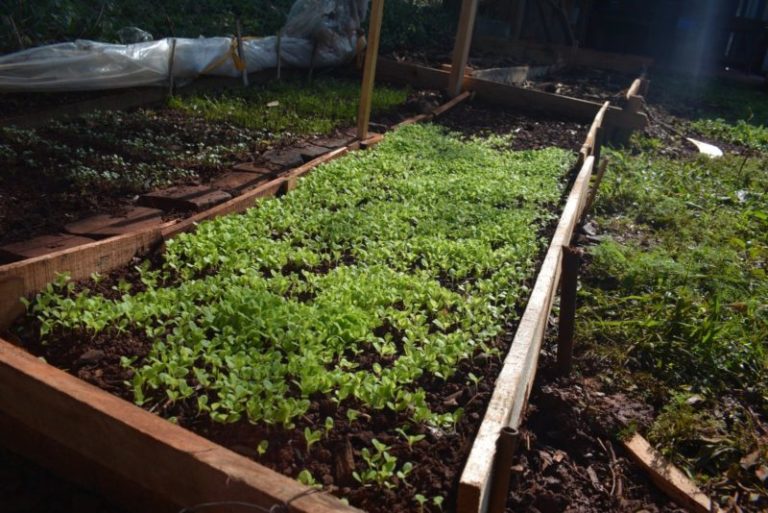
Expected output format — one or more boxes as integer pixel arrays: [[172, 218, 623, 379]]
[[0, 227, 165, 329], [376, 59, 646, 129], [0, 338, 361, 513], [580, 101, 610, 160], [622, 433, 723, 513], [473, 37, 654, 74], [457, 156, 596, 513]]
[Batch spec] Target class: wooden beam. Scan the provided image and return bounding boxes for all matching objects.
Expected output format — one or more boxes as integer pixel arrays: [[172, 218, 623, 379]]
[[625, 78, 644, 114], [623, 434, 723, 513], [0, 227, 164, 329], [448, 0, 480, 97], [457, 156, 595, 513], [356, 0, 385, 139], [0, 339, 360, 513], [473, 36, 654, 74], [376, 60, 646, 130]]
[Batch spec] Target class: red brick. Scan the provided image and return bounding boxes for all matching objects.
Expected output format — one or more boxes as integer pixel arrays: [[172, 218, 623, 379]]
[[64, 207, 163, 238], [138, 185, 232, 212], [210, 172, 266, 194], [231, 163, 275, 175]]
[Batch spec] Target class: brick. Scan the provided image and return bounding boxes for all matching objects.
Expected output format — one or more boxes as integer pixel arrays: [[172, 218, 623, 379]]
[[138, 185, 232, 212], [262, 148, 304, 169], [64, 207, 163, 238], [298, 144, 330, 162], [211, 172, 266, 194], [231, 162, 275, 175], [0, 233, 95, 261]]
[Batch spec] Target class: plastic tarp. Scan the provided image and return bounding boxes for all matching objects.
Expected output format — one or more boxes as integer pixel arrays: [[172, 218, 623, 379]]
[[0, 0, 368, 92]]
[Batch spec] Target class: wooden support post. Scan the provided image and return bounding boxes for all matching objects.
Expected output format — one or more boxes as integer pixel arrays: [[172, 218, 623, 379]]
[[236, 19, 248, 87], [167, 38, 178, 97], [584, 157, 607, 216], [448, 0, 479, 97], [557, 246, 581, 375], [487, 428, 520, 513], [356, 0, 385, 140]]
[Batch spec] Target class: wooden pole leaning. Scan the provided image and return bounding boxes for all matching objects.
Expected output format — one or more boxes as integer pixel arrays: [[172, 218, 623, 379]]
[[448, 0, 479, 97], [356, 0, 385, 140]]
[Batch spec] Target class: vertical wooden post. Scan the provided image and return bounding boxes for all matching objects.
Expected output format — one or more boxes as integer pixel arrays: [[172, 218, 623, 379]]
[[236, 18, 248, 86], [448, 0, 479, 97], [557, 246, 581, 375], [167, 38, 177, 97], [356, 0, 385, 140]]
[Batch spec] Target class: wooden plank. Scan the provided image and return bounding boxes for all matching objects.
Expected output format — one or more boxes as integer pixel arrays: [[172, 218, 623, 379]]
[[625, 78, 644, 114], [432, 91, 471, 117], [356, 0, 385, 139], [376, 60, 646, 130], [473, 36, 654, 74], [448, 0, 480, 97], [580, 101, 609, 161], [0, 339, 361, 513], [0, 227, 164, 329], [457, 156, 595, 513], [623, 434, 723, 513]]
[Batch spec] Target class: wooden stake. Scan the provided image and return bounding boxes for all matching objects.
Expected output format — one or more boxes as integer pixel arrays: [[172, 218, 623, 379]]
[[276, 31, 283, 80], [356, 0, 385, 140], [487, 428, 520, 513], [557, 246, 581, 375], [623, 434, 723, 513], [448, 0, 479, 97], [167, 38, 178, 97], [236, 18, 248, 87]]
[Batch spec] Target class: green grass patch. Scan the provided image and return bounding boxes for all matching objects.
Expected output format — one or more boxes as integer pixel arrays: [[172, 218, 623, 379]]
[[28, 124, 574, 456], [578, 139, 768, 501], [168, 77, 408, 136]]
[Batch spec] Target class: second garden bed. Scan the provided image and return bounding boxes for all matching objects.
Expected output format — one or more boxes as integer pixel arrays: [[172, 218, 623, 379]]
[[7, 106, 584, 513]]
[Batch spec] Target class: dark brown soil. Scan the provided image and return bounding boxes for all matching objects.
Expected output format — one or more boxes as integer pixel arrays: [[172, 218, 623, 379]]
[[438, 100, 588, 151], [523, 67, 637, 105], [6, 102, 588, 513], [507, 343, 683, 513]]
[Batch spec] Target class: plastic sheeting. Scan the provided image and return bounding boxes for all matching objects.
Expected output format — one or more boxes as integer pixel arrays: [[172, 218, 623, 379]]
[[0, 0, 368, 92]]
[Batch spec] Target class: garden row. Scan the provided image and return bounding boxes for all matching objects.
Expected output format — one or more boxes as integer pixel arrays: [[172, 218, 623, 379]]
[[0, 60, 621, 513]]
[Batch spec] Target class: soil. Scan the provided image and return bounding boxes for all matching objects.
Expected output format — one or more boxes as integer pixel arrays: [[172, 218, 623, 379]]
[[5, 101, 590, 513], [507, 341, 682, 513], [438, 100, 587, 151], [0, 85, 434, 249], [522, 67, 637, 105]]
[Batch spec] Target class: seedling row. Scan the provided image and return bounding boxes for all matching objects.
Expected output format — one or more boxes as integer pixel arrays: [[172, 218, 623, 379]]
[[14, 111, 580, 513]]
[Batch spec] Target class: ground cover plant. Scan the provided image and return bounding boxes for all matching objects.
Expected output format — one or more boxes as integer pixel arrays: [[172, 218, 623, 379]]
[[21, 123, 575, 512], [0, 77, 407, 245], [571, 75, 768, 510]]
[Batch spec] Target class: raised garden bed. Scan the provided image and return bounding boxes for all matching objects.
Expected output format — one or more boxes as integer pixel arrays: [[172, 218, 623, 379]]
[[1, 95, 592, 510], [0, 77, 429, 254]]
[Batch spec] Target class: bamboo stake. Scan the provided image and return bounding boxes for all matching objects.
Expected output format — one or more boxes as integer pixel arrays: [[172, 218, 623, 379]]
[[447, 0, 479, 97], [356, 0, 385, 140]]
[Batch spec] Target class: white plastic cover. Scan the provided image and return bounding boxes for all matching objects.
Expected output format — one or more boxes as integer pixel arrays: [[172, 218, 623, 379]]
[[0, 0, 369, 92]]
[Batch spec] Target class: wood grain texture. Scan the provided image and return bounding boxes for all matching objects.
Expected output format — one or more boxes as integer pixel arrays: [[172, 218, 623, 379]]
[[473, 37, 654, 74], [0, 227, 164, 329], [457, 156, 595, 513], [448, 0, 479, 97], [356, 0, 385, 139], [623, 434, 722, 513], [376, 60, 647, 130], [0, 339, 361, 513]]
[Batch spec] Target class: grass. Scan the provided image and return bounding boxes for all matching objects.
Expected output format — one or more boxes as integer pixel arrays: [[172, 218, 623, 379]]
[[168, 77, 408, 136], [26, 123, 574, 496], [577, 77, 768, 507]]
